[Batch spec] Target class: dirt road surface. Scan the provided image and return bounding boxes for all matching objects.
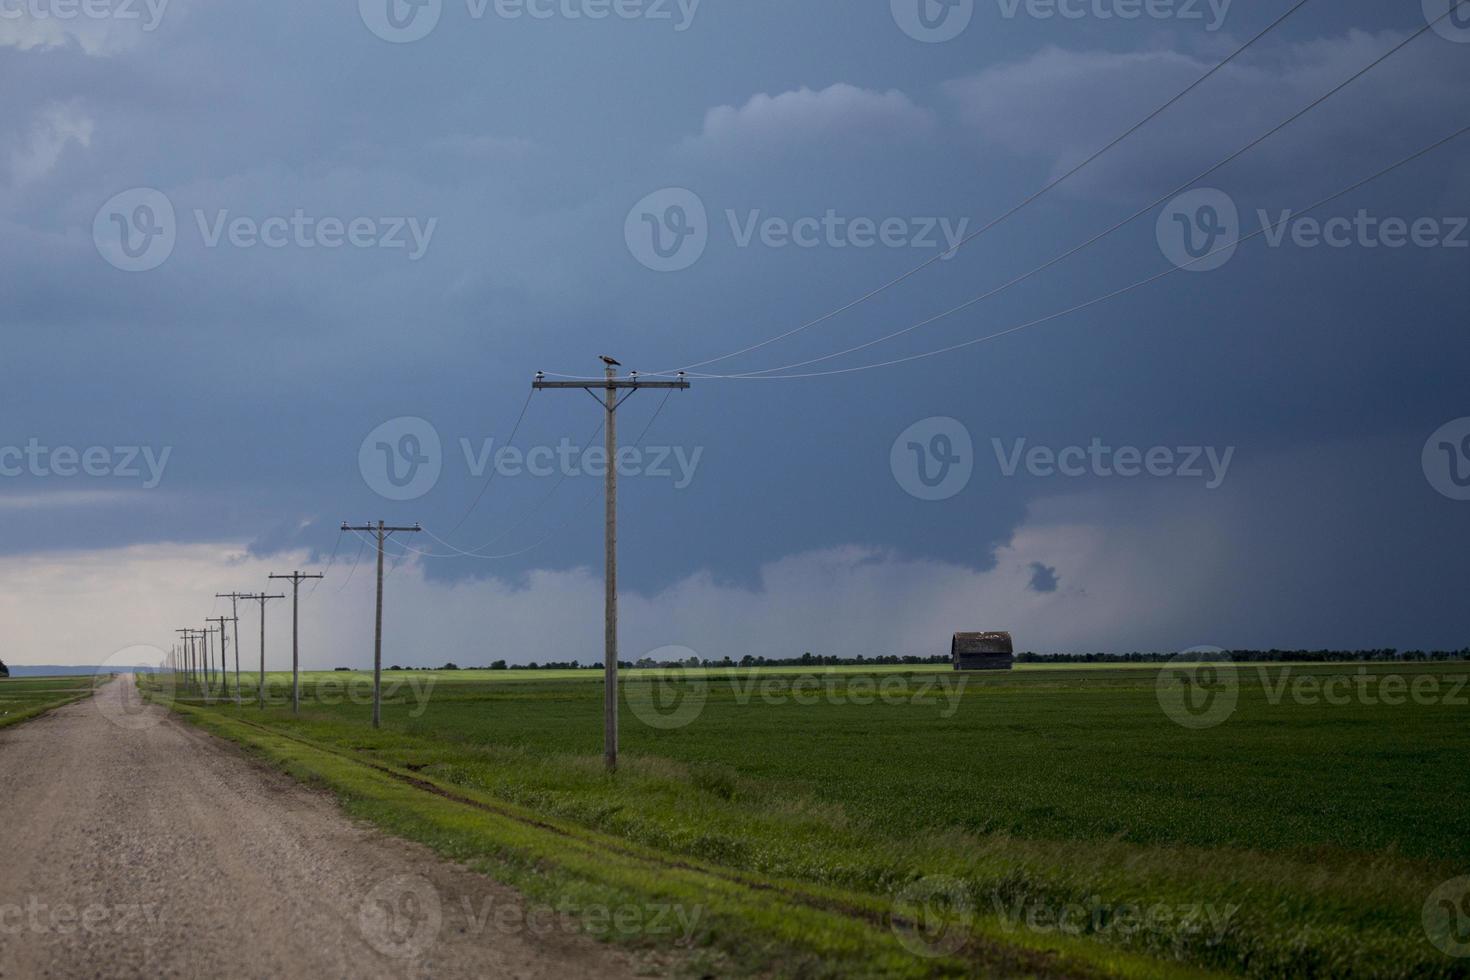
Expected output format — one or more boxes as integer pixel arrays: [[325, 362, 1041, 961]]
[[0, 677, 644, 979]]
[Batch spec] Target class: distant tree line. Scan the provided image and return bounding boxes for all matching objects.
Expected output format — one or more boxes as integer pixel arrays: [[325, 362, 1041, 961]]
[[1013, 649, 1470, 663], [377, 648, 1470, 672]]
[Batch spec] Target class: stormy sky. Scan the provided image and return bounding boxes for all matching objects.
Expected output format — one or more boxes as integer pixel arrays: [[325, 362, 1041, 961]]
[[4, 0, 1469, 667]]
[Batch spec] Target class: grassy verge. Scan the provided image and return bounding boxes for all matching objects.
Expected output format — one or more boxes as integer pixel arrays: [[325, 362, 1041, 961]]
[[159, 689, 1214, 980], [0, 676, 96, 730]]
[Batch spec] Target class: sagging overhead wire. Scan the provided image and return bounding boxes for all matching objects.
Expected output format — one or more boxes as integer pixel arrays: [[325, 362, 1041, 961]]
[[388, 390, 678, 563], [700, 6, 1458, 380], [668, 122, 1470, 381], [543, 0, 1319, 383]]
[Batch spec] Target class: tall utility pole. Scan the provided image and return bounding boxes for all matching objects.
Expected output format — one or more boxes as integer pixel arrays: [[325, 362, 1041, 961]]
[[216, 594, 252, 705], [238, 592, 285, 709], [268, 571, 323, 716], [339, 524, 420, 729], [201, 625, 217, 700], [208, 618, 235, 702], [176, 629, 195, 690], [532, 359, 690, 771]]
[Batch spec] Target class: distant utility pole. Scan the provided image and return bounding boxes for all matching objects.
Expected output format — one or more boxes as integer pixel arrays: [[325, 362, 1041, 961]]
[[201, 625, 218, 701], [339, 523, 420, 729], [216, 594, 252, 706], [175, 629, 194, 690], [268, 571, 323, 716], [532, 358, 690, 772], [237, 593, 285, 709], [208, 617, 235, 702]]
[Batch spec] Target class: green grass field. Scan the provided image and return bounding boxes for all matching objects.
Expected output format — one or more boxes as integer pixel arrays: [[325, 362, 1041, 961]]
[[149, 662, 1470, 978], [0, 675, 96, 730]]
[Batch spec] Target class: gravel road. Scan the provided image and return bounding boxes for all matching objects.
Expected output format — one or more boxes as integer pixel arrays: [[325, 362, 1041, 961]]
[[0, 677, 644, 979]]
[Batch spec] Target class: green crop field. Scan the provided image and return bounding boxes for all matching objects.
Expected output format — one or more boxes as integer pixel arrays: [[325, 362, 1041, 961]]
[[0, 675, 97, 730], [148, 662, 1470, 978]]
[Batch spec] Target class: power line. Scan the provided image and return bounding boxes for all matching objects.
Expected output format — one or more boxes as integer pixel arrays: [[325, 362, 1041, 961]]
[[548, 0, 1319, 382], [669, 122, 1469, 380], [702, 8, 1456, 380], [394, 391, 677, 562], [447, 389, 536, 533]]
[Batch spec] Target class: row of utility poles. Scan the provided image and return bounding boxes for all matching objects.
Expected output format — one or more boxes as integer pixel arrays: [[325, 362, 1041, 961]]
[[163, 359, 689, 769]]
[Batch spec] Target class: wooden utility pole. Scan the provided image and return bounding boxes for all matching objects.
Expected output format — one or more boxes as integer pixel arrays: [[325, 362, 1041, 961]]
[[175, 629, 195, 691], [201, 625, 218, 700], [237, 592, 285, 709], [268, 571, 323, 715], [216, 594, 252, 706], [209, 617, 236, 702], [532, 359, 690, 771], [339, 524, 420, 729]]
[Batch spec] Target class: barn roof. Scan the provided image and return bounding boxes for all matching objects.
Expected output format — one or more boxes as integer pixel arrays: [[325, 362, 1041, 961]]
[[951, 632, 1014, 655]]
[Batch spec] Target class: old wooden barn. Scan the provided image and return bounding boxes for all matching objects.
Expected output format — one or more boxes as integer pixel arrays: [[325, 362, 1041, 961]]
[[951, 632, 1014, 671]]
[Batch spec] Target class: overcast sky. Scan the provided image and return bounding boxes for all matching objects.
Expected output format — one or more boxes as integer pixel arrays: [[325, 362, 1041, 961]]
[[4, 0, 1469, 667]]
